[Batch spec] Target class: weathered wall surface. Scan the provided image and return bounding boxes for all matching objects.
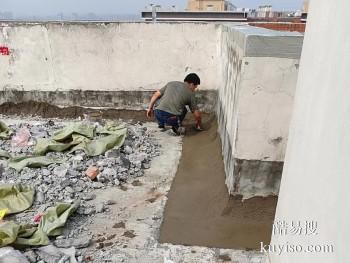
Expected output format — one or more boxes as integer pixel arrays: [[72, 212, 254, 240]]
[[0, 22, 220, 110], [272, 0, 349, 261], [217, 25, 303, 198], [1, 21, 305, 199]]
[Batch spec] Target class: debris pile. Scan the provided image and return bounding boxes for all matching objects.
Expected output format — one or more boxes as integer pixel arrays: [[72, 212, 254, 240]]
[[0, 118, 161, 262]]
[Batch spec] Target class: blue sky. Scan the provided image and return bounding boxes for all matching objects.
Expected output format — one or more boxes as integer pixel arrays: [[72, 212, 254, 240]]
[[1, 0, 304, 15]]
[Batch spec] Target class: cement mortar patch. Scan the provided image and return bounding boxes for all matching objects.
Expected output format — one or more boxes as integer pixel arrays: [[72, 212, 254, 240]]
[[233, 159, 283, 199]]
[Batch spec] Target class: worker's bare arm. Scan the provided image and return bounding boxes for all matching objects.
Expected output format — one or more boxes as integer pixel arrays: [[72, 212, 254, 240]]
[[193, 110, 203, 130], [146, 90, 162, 118]]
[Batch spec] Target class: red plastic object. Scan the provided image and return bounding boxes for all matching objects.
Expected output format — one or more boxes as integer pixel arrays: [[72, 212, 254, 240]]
[[33, 213, 44, 223], [0, 46, 10, 56]]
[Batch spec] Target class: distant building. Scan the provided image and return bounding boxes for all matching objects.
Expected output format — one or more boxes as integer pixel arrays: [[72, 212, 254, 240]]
[[301, 0, 309, 22], [186, 0, 236, 12], [256, 5, 272, 18], [141, 10, 247, 22], [0, 11, 13, 20], [141, 2, 246, 22], [302, 0, 310, 13]]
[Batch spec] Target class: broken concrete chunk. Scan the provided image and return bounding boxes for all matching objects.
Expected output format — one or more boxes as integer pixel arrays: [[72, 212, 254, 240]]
[[82, 193, 96, 201], [124, 145, 133, 154], [92, 182, 104, 189], [36, 245, 64, 263], [0, 247, 30, 263], [53, 166, 68, 177], [105, 148, 120, 158], [77, 206, 95, 216], [120, 155, 131, 168], [85, 166, 99, 180], [95, 203, 104, 213], [24, 250, 37, 263], [142, 163, 151, 169], [54, 237, 91, 249]]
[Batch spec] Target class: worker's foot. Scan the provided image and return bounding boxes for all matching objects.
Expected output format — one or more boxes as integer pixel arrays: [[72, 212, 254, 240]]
[[172, 126, 185, 136], [158, 124, 166, 131]]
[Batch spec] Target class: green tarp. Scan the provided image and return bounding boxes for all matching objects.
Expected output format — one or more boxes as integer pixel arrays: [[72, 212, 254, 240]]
[[53, 123, 94, 142], [8, 156, 64, 172], [38, 202, 78, 236], [33, 122, 127, 157], [0, 202, 79, 247], [0, 121, 12, 139], [71, 129, 127, 156], [0, 150, 11, 159], [0, 184, 34, 214]]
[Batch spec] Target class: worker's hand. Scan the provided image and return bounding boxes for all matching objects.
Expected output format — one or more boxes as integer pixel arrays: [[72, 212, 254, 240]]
[[146, 108, 153, 118], [194, 124, 203, 131]]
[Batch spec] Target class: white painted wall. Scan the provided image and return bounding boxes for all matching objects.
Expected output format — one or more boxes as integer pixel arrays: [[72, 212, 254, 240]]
[[271, 0, 350, 262], [0, 22, 220, 92]]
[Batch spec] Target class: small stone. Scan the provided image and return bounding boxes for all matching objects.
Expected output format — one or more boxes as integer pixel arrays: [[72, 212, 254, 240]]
[[75, 186, 83, 192], [65, 186, 74, 194], [21, 173, 33, 180], [36, 192, 45, 204], [57, 255, 70, 263], [95, 203, 104, 213], [53, 166, 68, 177], [42, 169, 51, 176], [122, 230, 136, 238], [142, 163, 151, 169], [124, 145, 132, 154], [82, 193, 96, 201], [85, 166, 99, 180], [84, 255, 94, 261], [132, 180, 143, 186], [54, 237, 91, 249], [105, 200, 116, 205], [61, 179, 71, 188], [103, 242, 113, 247], [112, 222, 125, 229], [106, 234, 116, 240], [120, 156, 130, 168], [96, 243, 104, 249], [105, 149, 120, 158], [96, 174, 106, 183], [77, 207, 95, 215], [101, 167, 117, 178], [92, 182, 104, 189], [24, 250, 37, 263], [36, 245, 63, 263], [95, 236, 106, 243]]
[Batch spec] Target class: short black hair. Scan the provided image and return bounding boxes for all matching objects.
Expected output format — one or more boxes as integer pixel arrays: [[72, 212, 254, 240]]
[[184, 73, 201, 85]]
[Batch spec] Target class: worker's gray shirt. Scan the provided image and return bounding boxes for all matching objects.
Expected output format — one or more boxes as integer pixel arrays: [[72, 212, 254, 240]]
[[155, 81, 198, 116]]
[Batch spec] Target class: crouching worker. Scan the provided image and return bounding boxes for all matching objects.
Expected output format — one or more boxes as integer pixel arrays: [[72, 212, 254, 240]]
[[146, 73, 203, 135]]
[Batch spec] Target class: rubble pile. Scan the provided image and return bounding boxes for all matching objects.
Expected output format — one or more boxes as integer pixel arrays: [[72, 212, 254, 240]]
[[0, 118, 161, 262]]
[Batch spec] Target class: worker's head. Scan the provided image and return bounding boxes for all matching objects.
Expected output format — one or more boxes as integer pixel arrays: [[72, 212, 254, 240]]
[[184, 73, 200, 91]]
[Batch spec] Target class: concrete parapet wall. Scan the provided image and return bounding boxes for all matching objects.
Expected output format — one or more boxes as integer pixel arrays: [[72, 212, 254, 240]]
[[217, 25, 303, 198], [0, 22, 220, 110], [1, 21, 303, 198]]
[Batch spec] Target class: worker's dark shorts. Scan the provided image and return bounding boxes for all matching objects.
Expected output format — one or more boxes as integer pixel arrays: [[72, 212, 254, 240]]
[[154, 109, 187, 128]]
